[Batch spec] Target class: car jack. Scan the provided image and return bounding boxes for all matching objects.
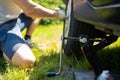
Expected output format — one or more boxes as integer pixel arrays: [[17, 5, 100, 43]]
[[46, 34, 118, 77]]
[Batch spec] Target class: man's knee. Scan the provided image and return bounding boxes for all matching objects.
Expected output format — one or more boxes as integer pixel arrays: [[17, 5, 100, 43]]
[[18, 58, 36, 68], [3, 51, 36, 68], [11, 44, 36, 68], [12, 54, 36, 68]]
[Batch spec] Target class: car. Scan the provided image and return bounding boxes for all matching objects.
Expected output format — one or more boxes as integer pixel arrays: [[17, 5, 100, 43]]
[[46, 0, 120, 78], [63, 0, 120, 57], [62, 0, 120, 79]]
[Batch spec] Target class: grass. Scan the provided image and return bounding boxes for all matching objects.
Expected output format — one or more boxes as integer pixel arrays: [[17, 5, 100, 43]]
[[0, 23, 75, 80], [98, 38, 120, 70], [0, 23, 120, 80]]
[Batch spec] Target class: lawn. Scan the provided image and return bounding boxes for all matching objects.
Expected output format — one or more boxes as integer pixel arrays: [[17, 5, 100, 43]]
[[0, 23, 76, 80], [0, 23, 120, 80]]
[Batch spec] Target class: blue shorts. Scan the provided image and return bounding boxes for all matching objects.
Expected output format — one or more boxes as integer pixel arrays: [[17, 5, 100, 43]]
[[0, 13, 33, 60]]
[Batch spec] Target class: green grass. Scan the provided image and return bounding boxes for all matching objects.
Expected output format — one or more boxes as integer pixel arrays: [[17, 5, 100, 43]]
[[98, 38, 120, 70], [0, 23, 120, 80]]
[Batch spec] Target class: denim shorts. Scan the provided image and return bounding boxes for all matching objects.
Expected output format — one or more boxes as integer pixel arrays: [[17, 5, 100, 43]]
[[0, 13, 33, 60]]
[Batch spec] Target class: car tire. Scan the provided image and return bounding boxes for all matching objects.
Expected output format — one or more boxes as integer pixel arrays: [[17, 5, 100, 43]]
[[63, 0, 106, 58], [63, 0, 82, 57]]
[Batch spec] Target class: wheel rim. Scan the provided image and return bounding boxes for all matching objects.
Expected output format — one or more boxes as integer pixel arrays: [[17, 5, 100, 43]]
[[63, 0, 72, 45]]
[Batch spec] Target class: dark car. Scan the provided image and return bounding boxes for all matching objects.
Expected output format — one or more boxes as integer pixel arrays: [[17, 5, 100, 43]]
[[62, 0, 120, 79], [63, 0, 120, 56]]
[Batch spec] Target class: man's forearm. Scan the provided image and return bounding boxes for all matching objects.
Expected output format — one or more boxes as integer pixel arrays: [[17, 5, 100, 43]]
[[13, 0, 59, 19]]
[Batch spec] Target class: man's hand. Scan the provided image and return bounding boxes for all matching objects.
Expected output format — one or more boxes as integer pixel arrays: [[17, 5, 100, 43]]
[[54, 8, 65, 20]]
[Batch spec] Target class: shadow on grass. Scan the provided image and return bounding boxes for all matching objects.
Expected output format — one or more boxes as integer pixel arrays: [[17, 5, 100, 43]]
[[0, 58, 7, 73], [98, 46, 120, 70]]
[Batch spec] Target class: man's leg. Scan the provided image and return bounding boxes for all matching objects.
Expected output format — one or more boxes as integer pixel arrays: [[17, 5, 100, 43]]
[[1, 13, 36, 68], [25, 18, 41, 37], [2, 32, 36, 68], [3, 44, 36, 68], [12, 44, 36, 68], [18, 13, 40, 47], [24, 18, 41, 47]]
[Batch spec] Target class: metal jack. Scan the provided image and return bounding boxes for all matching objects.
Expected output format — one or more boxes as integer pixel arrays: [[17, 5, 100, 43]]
[[46, 36, 64, 77], [46, 35, 87, 77]]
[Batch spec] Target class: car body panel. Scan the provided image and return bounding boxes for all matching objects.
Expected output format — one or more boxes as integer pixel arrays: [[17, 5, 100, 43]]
[[73, 0, 120, 36]]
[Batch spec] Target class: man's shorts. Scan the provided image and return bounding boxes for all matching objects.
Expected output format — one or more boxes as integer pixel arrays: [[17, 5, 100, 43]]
[[0, 13, 33, 60]]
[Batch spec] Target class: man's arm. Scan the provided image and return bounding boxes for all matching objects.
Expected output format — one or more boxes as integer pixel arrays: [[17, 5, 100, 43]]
[[13, 0, 59, 19]]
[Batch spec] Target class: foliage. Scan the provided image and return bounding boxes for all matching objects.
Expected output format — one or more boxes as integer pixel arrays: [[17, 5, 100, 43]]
[[33, 0, 65, 9], [33, 0, 66, 25]]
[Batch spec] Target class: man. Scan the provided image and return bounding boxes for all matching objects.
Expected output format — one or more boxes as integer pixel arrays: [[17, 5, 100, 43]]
[[0, 0, 65, 68]]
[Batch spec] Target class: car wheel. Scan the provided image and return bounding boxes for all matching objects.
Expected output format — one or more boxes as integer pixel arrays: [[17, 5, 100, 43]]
[[63, 0, 106, 58], [63, 0, 82, 57]]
